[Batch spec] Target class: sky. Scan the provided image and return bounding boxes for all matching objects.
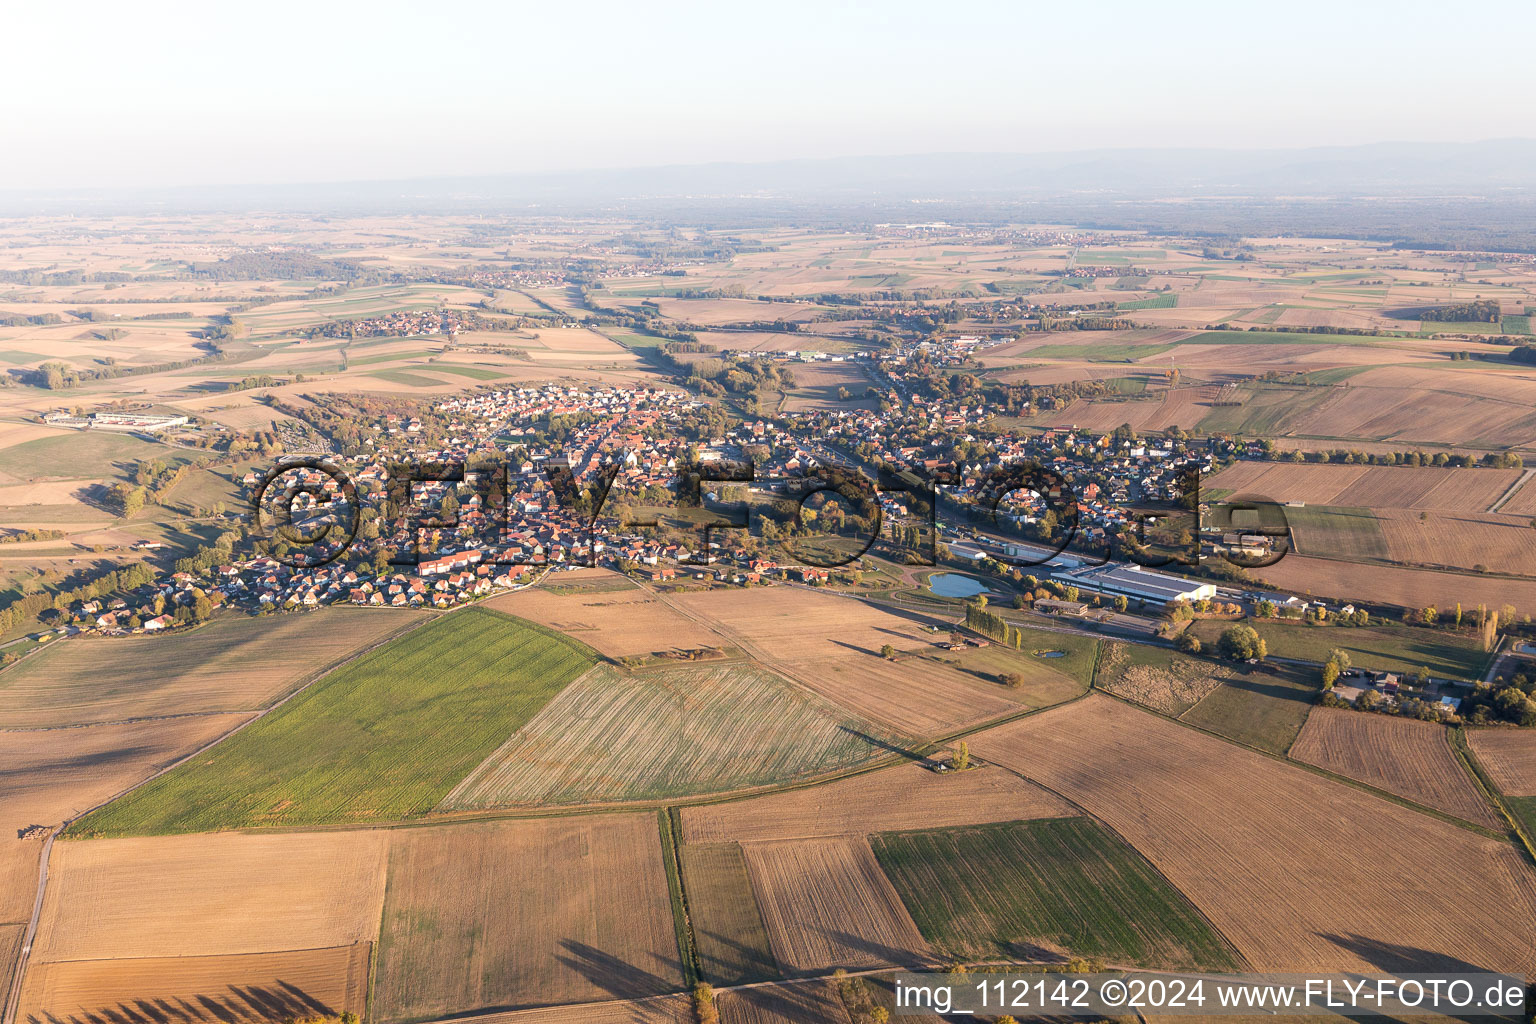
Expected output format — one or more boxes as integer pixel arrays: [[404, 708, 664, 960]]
[[5, 0, 1535, 190]]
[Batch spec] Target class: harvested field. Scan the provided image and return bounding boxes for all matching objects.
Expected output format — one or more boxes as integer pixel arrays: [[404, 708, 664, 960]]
[[0, 608, 420, 727], [413, 996, 692, 1024], [716, 982, 851, 1024], [1096, 643, 1233, 715], [873, 818, 1241, 970], [1258, 554, 1536, 618], [666, 589, 1017, 735], [1290, 709, 1499, 826], [0, 715, 251, 831], [1203, 462, 1519, 512], [443, 662, 890, 808], [68, 609, 594, 834], [17, 943, 371, 1024], [32, 831, 388, 961], [680, 843, 779, 985], [373, 815, 682, 1021], [485, 580, 723, 658], [1468, 728, 1536, 796], [742, 836, 930, 973], [972, 696, 1536, 974], [1377, 508, 1536, 575], [681, 762, 1076, 844]]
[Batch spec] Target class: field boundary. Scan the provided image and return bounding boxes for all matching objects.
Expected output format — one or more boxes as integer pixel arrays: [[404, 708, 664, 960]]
[[1450, 728, 1536, 865], [658, 808, 701, 987]]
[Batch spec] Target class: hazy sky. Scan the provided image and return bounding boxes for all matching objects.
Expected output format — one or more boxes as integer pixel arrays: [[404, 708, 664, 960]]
[[6, 0, 1535, 190]]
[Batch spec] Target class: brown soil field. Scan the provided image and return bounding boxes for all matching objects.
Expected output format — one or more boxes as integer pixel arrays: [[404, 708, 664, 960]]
[[1258, 554, 1536, 617], [716, 981, 851, 1024], [681, 762, 1076, 844], [32, 831, 389, 961], [1468, 728, 1536, 796], [16, 942, 372, 1024], [1285, 380, 1536, 447], [1289, 709, 1501, 827], [972, 696, 1536, 974], [742, 836, 930, 973], [484, 581, 722, 658], [0, 608, 421, 727], [1205, 463, 1519, 512], [782, 362, 877, 413], [415, 995, 692, 1024], [665, 589, 1016, 735], [1377, 509, 1536, 576], [373, 815, 682, 1020]]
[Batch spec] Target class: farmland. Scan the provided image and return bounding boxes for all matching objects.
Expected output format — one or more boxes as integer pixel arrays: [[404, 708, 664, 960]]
[[1468, 728, 1536, 795], [1290, 709, 1500, 827], [1203, 462, 1521, 512], [972, 696, 1536, 974], [715, 982, 852, 1024], [0, 607, 419, 727], [681, 761, 1076, 844], [667, 588, 1019, 735], [742, 836, 930, 973], [872, 818, 1242, 970], [485, 577, 726, 658], [32, 831, 388, 961], [1179, 664, 1319, 753], [66, 609, 594, 834], [16, 943, 372, 1024], [679, 843, 779, 985], [372, 815, 682, 1020], [1095, 642, 1234, 716], [1189, 619, 1490, 680], [443, 661, 892, 808]]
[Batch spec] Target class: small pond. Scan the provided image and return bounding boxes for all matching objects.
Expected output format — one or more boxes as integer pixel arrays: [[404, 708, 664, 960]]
[[928, 572, 990, 599], [1034, 650, 1066, 659]]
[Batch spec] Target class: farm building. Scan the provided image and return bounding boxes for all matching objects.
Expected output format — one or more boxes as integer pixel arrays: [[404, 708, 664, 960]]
[[1054, 563, 1216, 606]]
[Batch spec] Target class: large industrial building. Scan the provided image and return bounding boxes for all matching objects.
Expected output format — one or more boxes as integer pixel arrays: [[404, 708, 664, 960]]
[[1052, 563, 1217, 606]]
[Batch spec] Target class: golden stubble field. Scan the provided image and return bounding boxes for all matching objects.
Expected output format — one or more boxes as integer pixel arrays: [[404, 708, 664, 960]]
[[373, 815, 682, 1020], [1469, 728, 1536, 795], [1289, 709, 1501, 827], [665, 588, 1020, 736], [972, 696, 1536, 974], [742, 835, 931, 974], [0, 607, 423, 727], [681, 761, 1076, 844], [32, 830, 389, 961]]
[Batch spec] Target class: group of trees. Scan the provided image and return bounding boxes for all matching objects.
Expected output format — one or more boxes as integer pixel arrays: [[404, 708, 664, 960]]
[[0, 561, 157, 633], [1417, 298, 1501, 323], [1319, 647, 1352, 688], [1217, 624, 1267, 661], [964, 600, 1032, 652]]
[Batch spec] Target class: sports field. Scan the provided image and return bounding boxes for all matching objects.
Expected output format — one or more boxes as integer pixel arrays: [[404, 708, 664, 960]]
[[66, 609, 595, 833], [873, 818, 1242, 970]]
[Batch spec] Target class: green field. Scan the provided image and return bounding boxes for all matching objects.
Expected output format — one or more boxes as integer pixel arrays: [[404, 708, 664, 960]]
[[1285, 505, 1390, 562], [67, 609, 595, 834], [345, 349, 441, 366], [365, 369, 451, 387], [1500, 315, 1532, 335], [1189, 619, 1488, 680], [1180, 664, 1318, 753], [415, 364, 508, 380], [1195, 384, 1335, 436], [1116, 293, 1177, 311], [1510, 796, 1536, 839], [0, 431, 186, 483], [681, 842, 779, 985], [1107, 375, 1149, 394], [1293, 365, 1373, 385], [1028, 342, 1176, 362], [873, 818, 1241, 970], [1419, 321, 1502, 335], [608, 331, 664, 349], [0, 350, 48, 364]]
